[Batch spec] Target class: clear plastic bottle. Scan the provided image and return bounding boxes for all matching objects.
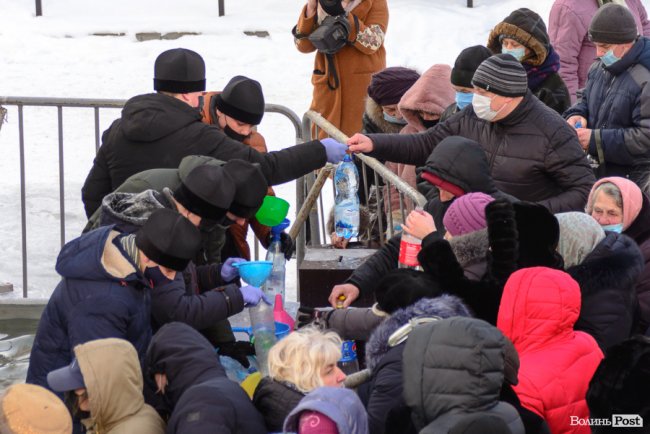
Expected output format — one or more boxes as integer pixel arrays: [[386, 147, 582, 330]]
[[263, 219, 290, 302], [334, 153, 360, 239], [248, 302, 276, 377], [219, 355, 258, 383], [398, 207, 424, 269], [335, 296, 359, 375]]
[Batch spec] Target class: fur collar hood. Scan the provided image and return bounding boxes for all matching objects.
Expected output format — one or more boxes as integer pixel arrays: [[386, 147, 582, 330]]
[[363, 97, 404, 134]]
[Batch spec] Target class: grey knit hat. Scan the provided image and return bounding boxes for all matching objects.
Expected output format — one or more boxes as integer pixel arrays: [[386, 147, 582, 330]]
[[589, 3, 638, 44], [471, 54, 528, 97]]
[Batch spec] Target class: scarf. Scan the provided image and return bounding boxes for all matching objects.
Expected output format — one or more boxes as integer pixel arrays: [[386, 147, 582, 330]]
[[119, 234, 140, 267], [524, 45, 561, 92]]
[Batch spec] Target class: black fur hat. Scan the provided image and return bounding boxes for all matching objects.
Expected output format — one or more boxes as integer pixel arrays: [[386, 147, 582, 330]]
[[513, 201, 563, 269], [375, 268, 442, 314], [153, 48, 206, 94]]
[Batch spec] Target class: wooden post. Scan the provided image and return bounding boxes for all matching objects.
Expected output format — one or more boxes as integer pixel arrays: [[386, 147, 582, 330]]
[[35, 0, 42, 16], [467, 0, 473, 7], [218, 0, 225, 16]]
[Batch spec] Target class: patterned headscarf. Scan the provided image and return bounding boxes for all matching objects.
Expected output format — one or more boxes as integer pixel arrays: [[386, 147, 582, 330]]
[[555, 212, 606, 268]]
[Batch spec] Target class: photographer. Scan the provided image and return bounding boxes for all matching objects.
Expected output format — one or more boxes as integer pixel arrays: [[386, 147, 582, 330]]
[[293, 0, 388, 138]]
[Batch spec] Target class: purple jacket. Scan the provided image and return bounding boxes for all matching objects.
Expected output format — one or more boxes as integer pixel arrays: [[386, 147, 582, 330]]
[[549, 0, 650, 103]]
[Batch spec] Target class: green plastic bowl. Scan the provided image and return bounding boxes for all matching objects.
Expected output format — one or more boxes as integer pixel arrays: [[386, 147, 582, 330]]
[[255, 196, 290, 227]]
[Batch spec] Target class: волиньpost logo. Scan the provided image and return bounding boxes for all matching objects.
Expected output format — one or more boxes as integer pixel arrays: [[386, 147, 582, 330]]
[[570, 415, 644, 428]]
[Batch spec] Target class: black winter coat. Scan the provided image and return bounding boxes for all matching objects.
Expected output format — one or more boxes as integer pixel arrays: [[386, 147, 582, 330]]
[[252, 377, 305, 432], [570, 232, 644, 352], [145, 322, 266, 433], [82, 93, 327, 217], [368, 91, 595, 213], [534, 72, 571, 116], [625, 194, 650, 332]]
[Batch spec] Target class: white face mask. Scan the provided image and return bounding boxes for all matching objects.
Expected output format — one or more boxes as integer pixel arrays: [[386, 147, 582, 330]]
[[472, 93, 499, 121]]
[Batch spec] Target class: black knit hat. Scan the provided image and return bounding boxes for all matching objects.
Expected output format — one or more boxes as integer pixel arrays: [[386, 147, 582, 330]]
[[367, 66, 420, 106], [589, 3, 638, 44], [153, 48, 206, 94], [215, 76, 265, 125], [135, 208, 202, 271], [174, 165, 236, 221], [374, 268, 442, 314], [472, 54, 528, 97], [222, 159, 268, 219], [451, 45, 492, 88]]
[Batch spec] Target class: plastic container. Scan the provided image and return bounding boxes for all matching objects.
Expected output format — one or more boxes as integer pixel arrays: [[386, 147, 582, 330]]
[[255, 196, 290, 227], [219, 355, 258, 383], [398, 207, 423, 270], [248, 301, 277, 377], [334, 153, 360, 239], [335, 295, 359, 375], [232, 261, 273, 287], [231, 322, 291, 341], [263, 219, 290, 302]]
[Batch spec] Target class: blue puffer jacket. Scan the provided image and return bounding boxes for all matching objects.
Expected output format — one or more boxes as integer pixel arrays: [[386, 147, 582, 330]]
[[26, 226, 176, 390], [564, 37, 650, 183]]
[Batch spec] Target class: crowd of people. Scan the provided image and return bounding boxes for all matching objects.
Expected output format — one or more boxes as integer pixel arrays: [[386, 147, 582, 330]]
[[2, 0, 650, 433]]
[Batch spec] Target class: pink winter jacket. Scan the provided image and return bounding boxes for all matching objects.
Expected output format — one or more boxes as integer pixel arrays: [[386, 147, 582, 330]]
[[497, 267, 604, 434], [385, 64, 454, 217], [549, 0, 650, 103]]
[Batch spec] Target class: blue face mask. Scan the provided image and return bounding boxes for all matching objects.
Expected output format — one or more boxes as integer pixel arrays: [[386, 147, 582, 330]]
[[383, 112, 407, 125], [600, 49, 621, 67], [601, 223, 624, 233], [455, 91, 474, 110], [502, 46, 526, 62]]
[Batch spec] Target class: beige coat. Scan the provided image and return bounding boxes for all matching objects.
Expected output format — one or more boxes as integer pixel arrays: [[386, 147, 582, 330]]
[[294, 0, 388, 138], [76, 339, 165, 434]]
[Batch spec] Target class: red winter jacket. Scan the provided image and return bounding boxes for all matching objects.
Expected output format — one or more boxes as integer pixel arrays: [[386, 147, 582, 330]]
[[497, 267, 603, 434]]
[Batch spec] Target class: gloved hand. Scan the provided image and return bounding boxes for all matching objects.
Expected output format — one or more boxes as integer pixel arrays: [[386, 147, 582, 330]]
[[295, 306, 331, 329], [319, 0, 345, 16], [280, 232, 295, 260], [217, 341, 256, 369], [221, 257, 246, 282], [241, 285, 272, 307], [321, 137, 348, 163]]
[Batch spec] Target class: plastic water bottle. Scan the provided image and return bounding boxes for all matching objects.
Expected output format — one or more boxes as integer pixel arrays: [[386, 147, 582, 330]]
[[335, 296, 359, 375], [248, 302, 276, 377], [334, 153, 360, 239], [398, 207, 423, 269], [219, 355, 258, 383], [263, 219, 290, 302]]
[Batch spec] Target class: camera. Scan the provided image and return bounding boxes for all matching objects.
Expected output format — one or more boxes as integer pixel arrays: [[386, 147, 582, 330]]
[[308, 14, 351, 55]]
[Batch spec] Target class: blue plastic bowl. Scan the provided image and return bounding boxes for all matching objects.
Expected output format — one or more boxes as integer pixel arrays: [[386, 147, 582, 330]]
[[233, 261, 273, 287], [232, 322, 292, 341]]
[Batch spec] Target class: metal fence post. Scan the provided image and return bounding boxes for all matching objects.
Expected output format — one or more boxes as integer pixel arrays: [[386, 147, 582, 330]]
[[35, 0, 42, 16], [218, 0, 225, 16]]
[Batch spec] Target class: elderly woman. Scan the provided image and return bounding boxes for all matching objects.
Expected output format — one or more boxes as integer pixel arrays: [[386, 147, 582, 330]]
[[555, 212, 643, 351], [487, 8, 571, 114], [586, 177, 650, 333], [253, 328, 346, 432]]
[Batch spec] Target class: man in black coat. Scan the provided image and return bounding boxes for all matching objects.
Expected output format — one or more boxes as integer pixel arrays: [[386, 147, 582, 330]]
[[82, 48, 347, 217], [347, 54, 595, 214], [145, 322, 267, 433]]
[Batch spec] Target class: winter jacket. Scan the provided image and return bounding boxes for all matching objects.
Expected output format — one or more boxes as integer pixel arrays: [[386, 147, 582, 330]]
[[361, 296, 472, 434], [487, 8, 571, 114], [201, 91, 274, 261], [563, 37, 650, 184], [26, 226, 161, 391], [416, 136, 517, 231], [497, 267, 604, 434], [625, 193, 650, 332], [386, 64, 455, 214], [81, 184, 245, 338], [253, 377, 305, 432], [403, 317, 524, 434], [145, 322, 266, 434], [293, 0, 388, 138], [284, 387, 369, 434], [81, 92, 326, 217], [368, 91, 596, 213], [75, 339, 165, 434], [549, 0, 650, 102], [569, 232, 644, 351]]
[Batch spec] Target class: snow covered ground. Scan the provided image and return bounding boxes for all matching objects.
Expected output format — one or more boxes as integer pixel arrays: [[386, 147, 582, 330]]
[[1, 0, 649, 300]]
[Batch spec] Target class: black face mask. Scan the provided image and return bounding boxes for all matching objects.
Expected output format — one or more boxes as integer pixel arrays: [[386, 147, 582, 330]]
[[421, 118, 439, 129], [223, 124, 250, 142]]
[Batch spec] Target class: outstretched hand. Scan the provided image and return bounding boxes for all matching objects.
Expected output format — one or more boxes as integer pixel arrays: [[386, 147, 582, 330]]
[[221, 257, 246, 282], [347, 133, 374, 154]]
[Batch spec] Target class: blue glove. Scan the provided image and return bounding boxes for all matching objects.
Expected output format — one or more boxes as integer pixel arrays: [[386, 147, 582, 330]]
[[240, 285, 272, 307], [321, 138, 348, 163], [221, 257, 246, 282]]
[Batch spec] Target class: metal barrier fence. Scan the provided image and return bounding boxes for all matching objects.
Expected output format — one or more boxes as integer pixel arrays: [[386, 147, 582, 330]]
[[0, 96, 303, 298], [294, 110, 427, 266]]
